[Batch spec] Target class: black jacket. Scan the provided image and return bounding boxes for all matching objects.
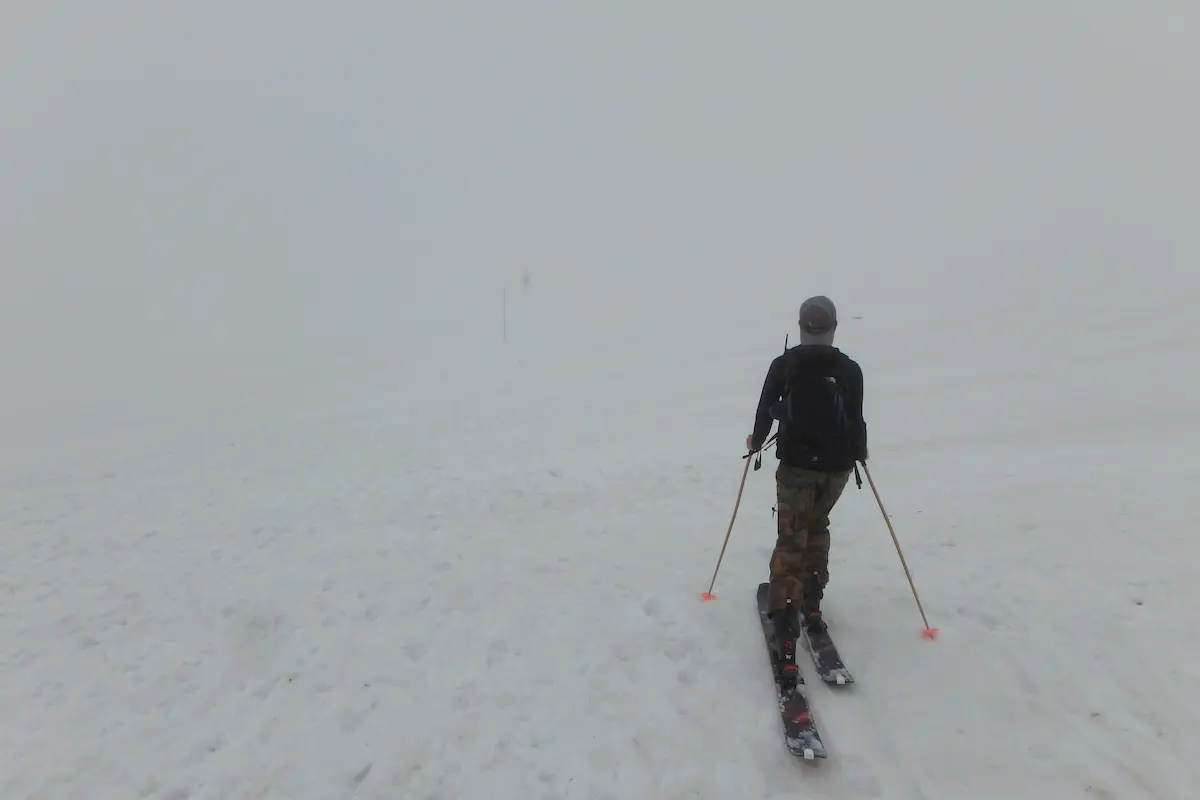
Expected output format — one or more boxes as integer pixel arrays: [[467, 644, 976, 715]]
[[750, 344, 867, 470]]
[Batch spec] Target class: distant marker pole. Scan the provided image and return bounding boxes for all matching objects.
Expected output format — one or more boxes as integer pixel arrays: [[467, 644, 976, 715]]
[[701, 452, 753, 601], [861, 462, 939, 639]]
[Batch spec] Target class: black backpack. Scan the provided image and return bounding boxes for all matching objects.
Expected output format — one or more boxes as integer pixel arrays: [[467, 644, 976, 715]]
[[776, 352, 857, 468]]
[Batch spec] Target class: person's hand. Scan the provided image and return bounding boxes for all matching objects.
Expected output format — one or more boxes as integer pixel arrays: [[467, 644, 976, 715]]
[[746, 434, 755, 452]]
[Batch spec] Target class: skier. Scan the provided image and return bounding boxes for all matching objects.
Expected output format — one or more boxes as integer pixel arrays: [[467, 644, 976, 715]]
[[745, 295, 868, 677]]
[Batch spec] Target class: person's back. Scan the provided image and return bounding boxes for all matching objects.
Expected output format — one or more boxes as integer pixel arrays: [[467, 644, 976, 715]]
[[772, 343, 866, 471], [746, 295, 867, 686]]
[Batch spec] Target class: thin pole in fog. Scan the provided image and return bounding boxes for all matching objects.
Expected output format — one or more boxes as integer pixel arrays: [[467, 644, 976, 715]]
[[503, 287, 507, 343]]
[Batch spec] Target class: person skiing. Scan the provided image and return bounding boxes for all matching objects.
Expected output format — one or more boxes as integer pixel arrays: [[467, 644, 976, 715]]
[[745, 295, 868, 680]]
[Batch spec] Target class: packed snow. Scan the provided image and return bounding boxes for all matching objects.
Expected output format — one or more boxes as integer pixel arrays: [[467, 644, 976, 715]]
[[3, 4, 1199, 799]]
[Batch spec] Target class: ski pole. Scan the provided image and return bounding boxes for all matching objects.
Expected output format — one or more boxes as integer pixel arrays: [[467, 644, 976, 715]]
[[860, 462, 939, 640], [700, 451, 754, 601]]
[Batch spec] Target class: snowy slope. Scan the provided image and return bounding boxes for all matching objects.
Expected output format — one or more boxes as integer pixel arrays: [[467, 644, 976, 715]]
[[3, 281, 1199, 799], [4, 4, 1200, 799]]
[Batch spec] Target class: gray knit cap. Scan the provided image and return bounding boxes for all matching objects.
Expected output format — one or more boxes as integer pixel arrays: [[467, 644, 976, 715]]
[[798, 295, 837, 345]]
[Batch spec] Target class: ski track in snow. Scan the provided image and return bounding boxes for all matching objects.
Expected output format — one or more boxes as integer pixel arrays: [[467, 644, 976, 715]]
[[2, 289, 1199, 800]]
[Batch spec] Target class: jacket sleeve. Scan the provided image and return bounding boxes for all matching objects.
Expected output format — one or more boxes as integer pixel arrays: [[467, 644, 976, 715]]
[[750, 357, 784, 450], [847, 361, 868, 461]]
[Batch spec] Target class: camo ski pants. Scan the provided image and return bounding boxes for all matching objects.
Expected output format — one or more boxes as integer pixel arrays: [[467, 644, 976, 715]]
[[767, 464, 851, 615]]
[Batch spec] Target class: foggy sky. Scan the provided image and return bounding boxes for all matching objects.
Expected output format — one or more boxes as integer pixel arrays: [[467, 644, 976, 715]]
[[3, 2, 1198, 423]]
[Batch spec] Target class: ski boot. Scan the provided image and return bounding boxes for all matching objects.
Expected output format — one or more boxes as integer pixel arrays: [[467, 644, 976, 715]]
[[802, 572, 828, 634]]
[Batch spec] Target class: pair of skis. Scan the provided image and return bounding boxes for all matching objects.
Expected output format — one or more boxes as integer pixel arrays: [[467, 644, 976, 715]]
[[756, 582, 852, 761]]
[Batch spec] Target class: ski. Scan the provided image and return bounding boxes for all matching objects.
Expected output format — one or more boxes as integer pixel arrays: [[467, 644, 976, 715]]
[[802, 623, 854, 686], [756, 582, 827, 760]]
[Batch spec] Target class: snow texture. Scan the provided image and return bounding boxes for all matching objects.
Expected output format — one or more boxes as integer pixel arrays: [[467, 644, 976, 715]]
[[3, 4, 1200, 799]]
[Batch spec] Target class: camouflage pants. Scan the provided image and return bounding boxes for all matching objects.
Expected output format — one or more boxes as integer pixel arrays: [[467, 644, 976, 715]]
[[767, 464, 851, 615]]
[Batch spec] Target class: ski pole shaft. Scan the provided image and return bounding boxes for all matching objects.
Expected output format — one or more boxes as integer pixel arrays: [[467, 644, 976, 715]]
[[861, 462, 938, 639], [701, 453, 753, 600]]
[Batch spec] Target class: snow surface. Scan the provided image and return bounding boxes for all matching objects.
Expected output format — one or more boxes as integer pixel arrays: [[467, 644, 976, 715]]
[[4, 4, 1200, 799]]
